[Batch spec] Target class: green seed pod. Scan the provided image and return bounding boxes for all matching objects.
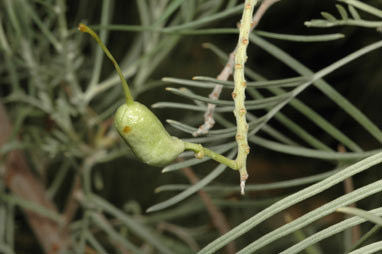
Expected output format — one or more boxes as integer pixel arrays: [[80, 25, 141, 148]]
[[114, 102, 184, 166], [79, 24, 184, 166]]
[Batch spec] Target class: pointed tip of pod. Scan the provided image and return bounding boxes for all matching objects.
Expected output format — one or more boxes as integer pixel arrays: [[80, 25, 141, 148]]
[[78, 23, 87, 32]]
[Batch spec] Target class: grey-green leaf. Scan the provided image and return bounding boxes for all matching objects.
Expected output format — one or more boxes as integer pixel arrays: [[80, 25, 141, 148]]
[[321, 12, 337, 21], [348, 5, 361, 20], [337, 207, 382, 226], [336, 4, 348, 20]]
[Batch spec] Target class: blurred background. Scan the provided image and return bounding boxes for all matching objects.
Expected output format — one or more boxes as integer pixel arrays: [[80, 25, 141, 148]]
[[0, 0, 381, 253]]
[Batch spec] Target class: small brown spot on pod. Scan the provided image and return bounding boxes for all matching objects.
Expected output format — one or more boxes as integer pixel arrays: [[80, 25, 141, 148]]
[[242, 81, 247, 87], [236, 134, 243, 140], [123, 126, 131, 134], [242, 39, 249, 45], [235, 64, 242, 69], [232, 92, 237, 99], [239, 108, 246, 116], [245, 3, 251, 9], [245, 146, 250, 154]]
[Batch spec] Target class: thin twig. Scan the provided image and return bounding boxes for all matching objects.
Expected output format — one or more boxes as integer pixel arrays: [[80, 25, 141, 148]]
[[182, 167, 236, 254], [184, 142, 237, 170], [233, 0, 258, 194], [193, 0, 281, 137]]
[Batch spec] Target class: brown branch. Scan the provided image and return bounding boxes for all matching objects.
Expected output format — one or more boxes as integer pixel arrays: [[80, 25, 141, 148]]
[[251, 0, 281, 27], [63, 174, 81, 224], [182, 167, 236, 254], [0, 101, 70, 253], [193, 0, 281, 136]]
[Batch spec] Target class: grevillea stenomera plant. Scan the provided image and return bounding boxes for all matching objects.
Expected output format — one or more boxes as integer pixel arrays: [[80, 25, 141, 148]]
[[1, 0, 382, 253], [79, 0, 257, 195]]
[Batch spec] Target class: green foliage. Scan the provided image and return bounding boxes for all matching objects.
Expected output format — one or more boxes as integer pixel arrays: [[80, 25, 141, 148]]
[[0, 0, 381, 253]]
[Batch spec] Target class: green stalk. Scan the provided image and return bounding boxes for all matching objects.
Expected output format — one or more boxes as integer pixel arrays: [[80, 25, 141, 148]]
[[184, 142, 237, 170], [232, 0, 257, 194], [79, 24, 134, 105]]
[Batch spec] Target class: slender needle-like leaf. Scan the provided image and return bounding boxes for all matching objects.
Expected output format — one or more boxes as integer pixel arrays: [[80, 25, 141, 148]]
[[157, 167, 340, 193], [337, 207, 382, 226], [281, 208, 382, 254], [347, 241, 382, 254], [197, 152, 382, 254], [147, 150, 236, 213], [89, 194, 174, 254], [250, 34, 382, 144], [238, 180, 382, 254], [339, 0, 382, 18]]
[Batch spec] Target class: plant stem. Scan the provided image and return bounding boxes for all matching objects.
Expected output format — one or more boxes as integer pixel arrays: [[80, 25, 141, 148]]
[[78, 24, 134, 105], [233, 0, 257, 194], [183, 142, 237, 170], [194, 0, 278, 137], [185, 1, 257, 194]]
